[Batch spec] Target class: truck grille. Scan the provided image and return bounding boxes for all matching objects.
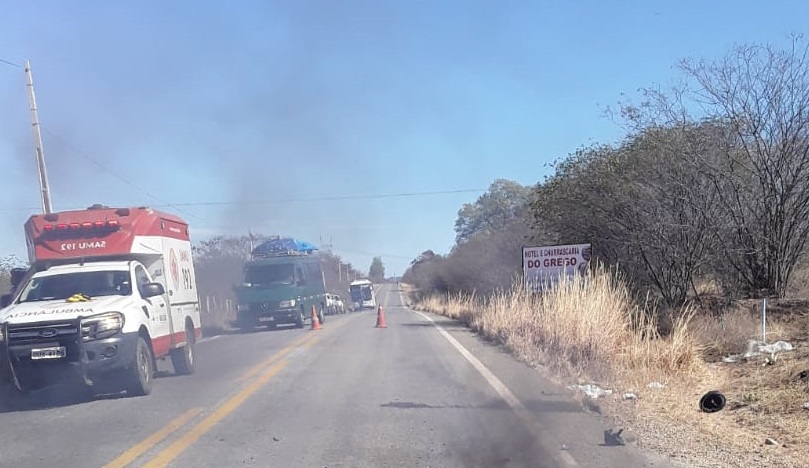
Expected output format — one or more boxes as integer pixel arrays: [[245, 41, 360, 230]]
[[7, 321, 80, 345], [6, 320, 82, 363]]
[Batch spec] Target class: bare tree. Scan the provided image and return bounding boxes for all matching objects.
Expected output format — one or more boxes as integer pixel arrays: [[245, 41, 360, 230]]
[[533, 126, 727, 306], [620, 37, 809, 297]]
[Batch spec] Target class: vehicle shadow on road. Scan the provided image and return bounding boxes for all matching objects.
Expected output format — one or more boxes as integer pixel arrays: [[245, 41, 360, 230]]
[[0, 383, 119, 413]]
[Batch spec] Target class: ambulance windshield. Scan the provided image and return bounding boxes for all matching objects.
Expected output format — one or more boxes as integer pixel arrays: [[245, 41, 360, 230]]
[[17, 270, 133, 303]]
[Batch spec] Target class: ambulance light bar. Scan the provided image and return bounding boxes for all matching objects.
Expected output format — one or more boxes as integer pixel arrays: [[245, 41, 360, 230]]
[[42, 220, 120, 231]]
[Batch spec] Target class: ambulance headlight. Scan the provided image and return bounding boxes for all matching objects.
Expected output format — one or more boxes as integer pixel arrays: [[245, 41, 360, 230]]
[[81, 312, 125, 342]]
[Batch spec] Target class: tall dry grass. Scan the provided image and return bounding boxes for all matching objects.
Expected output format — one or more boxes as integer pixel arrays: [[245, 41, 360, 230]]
[[412, 264, 702, 383], [411, 265, 809, 465]]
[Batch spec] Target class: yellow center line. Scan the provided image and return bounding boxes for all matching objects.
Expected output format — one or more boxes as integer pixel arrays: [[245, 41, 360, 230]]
[[141, 323, 346, 466], [102, 331, 320, 468], [143, 357, 292, 468], [103, 407, 203, 468], [235, 332, 312, 383]]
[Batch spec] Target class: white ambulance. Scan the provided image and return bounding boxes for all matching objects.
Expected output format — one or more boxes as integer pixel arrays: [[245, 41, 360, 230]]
[[0, 204, 201, 398]]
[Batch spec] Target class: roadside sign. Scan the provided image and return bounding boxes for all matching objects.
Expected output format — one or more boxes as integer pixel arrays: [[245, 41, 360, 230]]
[[522, 243, 591, 292]]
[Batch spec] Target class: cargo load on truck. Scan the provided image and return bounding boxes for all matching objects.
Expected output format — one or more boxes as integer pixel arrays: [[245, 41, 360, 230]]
[[0, 204, 201, 400]]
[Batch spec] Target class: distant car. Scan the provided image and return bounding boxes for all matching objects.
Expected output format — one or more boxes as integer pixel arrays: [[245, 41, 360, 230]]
[[325, 293, 346, 315], [333, 295, 345, 314]]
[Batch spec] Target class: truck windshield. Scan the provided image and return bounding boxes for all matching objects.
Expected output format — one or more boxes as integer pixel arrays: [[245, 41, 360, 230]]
[[17, 270, 133, 303], [243, 264, 295, 288]]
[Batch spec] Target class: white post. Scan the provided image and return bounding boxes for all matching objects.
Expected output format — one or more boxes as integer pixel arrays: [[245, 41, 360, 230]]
[[24, 60, 53, 214], [762, 297, 767, 343]]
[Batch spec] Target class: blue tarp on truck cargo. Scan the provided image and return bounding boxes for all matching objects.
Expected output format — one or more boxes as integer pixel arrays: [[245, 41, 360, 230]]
[[251, 238, 318, 258]]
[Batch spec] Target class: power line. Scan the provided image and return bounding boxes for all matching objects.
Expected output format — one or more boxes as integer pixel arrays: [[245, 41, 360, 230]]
[[334, 247, 414, 260], [2, 58, 205, 223], [0, 188, 486, 213], [154, 189, 487, 208], [0, 57, 21, 68], [40, 129, 206, 223]]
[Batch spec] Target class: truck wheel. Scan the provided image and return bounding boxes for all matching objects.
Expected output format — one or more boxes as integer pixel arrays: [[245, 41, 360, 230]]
[[295, 310, 305, 329], [318, 305, 325, 324], [236, 312, 255, 333], [125, 336, 154, 396], [171, 324, 196, 375]]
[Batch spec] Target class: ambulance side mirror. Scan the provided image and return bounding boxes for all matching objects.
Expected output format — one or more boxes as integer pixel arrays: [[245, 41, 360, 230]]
[[10, 268, 27, 289], [141, 282, 165, 298], [0, 294, 12, 308]]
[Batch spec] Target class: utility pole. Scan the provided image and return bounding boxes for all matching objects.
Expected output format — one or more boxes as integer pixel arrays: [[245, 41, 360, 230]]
[[24, 60, 53, 214]]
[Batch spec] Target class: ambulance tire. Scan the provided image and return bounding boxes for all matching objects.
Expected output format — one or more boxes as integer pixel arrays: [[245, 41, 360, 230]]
[[125, 336, 154, 396], [171, 323, 196, 376]]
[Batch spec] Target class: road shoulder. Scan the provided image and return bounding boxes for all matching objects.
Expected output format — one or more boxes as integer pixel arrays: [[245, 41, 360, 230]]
[[406, 302, 687, 468]]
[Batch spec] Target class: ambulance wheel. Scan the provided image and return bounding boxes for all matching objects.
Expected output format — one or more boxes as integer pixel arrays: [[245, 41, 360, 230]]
[[171, 324, 196, 375], [125, 336, 154, 396]]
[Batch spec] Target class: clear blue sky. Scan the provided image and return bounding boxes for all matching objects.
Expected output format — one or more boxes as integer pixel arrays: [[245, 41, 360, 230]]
[[0, 1, 806, 276]]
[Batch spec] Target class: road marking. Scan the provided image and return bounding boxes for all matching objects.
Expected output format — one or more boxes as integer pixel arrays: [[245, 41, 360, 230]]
[[414, 310, 579, 467], [198, 335, 221, 344], [102, 407, 203, 468], [104, 331, 320, 468], [142, 358, 290, 467], [235, 333, 312, 383]]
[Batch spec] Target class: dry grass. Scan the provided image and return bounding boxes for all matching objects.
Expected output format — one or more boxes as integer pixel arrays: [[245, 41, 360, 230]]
[[412, 264, 702, 383], [409, 265, 809, 467]]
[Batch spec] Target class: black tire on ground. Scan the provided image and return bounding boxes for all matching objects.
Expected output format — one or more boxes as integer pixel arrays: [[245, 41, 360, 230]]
[[125, 336, 154, 396], [170, 324, 196, 375], [318, 305, 325, 324], [296, 309, 305, 328], [699, 390, 726, 413]]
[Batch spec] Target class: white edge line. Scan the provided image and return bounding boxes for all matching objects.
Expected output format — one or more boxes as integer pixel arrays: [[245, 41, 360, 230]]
[[199, 335, 221, 344], [406, 298, 578, 467]]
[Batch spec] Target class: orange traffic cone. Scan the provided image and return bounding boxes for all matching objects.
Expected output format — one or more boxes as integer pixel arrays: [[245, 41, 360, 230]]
[[375, 305, 387, 328], [310, 305, 322, 330]]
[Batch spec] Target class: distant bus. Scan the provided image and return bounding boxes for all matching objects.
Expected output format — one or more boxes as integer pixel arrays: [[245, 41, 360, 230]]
[[349, 279, 376, 310]]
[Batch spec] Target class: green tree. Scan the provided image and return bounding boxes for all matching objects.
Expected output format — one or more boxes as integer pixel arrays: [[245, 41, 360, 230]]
[[454, 179, 533, 244], [369, 256, 385, 282]]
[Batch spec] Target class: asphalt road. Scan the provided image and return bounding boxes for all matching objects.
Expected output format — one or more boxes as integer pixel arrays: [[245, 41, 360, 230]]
[[0, 284, 680, 468]]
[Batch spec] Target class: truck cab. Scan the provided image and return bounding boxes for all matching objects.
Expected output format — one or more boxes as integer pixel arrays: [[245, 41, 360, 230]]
[[233, 238, 327, 330], [0, 205, 201, 398]]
